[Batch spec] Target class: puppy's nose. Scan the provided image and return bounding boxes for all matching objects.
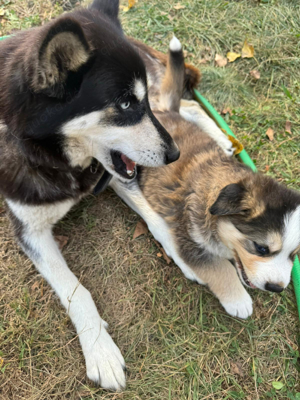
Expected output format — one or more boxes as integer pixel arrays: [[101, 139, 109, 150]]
[[165, 146, 180, 164], [265, 282, 284, 293]]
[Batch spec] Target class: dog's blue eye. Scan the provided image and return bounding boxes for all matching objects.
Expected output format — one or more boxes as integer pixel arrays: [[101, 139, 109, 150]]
[[120, 101, 130, 110], [254, 242, 269, 256]]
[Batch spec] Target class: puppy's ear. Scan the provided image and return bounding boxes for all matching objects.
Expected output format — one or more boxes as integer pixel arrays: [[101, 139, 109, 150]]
[[34, 17, 91, 97], [210, 183, 246, 216], [90, 0, 122, 31]]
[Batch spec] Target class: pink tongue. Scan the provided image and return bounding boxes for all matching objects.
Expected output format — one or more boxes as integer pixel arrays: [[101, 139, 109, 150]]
[[121, 154, 136, 171]]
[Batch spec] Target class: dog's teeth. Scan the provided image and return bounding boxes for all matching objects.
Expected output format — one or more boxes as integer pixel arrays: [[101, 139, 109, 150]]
[[127, 170, 134, 176]]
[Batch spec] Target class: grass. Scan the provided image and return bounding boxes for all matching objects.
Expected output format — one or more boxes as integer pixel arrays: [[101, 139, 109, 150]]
[[0, 0, 300, 399]]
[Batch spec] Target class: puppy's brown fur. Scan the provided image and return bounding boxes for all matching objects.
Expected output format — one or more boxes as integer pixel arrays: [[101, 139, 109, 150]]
[[111, 37, 300, 319]]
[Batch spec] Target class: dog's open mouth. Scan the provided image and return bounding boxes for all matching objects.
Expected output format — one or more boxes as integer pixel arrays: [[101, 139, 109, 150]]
[[234, 252, 257, 289], [111, 150, 137, 180]]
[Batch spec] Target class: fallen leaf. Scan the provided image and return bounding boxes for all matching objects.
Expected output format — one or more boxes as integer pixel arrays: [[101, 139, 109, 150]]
[[231, 361, 244, 377], [157, 252, 162, 258], [0, 9, 5, 16], [242, 39, 254, 58], [227, 51, 241, 62], [265, 165, 270, 171], [31, 281, 40, 291], [161, 248, 172, 264], [215, 53, 227, 67], [285, 120, 292, 134], [133, 219, 148, 239], [250, 70, 260, 80], [55, 235, 69, 250], [120, 0, 136, 11], [0, 207, 5, 214], [221, 107, 233, 116], [174, 3, 186, 9], [266, 127, 274, 141], [228, 135, 244, 155]]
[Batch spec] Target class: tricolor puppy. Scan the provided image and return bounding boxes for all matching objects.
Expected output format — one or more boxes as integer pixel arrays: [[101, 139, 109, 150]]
[[111, 37, 300, 320], [0, 0, 183, 391]]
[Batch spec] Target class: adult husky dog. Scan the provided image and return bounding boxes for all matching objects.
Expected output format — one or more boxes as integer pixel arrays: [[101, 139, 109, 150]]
[[0, 0, 182, 391], [111, 37, 300, 322]]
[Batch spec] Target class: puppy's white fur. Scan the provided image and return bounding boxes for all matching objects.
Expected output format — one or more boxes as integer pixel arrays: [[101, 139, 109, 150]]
[[169, 36, 182, 52], [179, 100, 234, 157], [110, 179, 253, 318]]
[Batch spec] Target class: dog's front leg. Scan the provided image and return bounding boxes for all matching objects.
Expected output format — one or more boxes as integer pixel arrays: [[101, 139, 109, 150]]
[[194, 259, 253, 319], [7, 200, 126, 391]]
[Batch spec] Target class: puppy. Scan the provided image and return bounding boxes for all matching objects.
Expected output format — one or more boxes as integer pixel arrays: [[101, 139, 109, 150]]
[[0, 0, 183, 391], [111, 37, 300, 320]]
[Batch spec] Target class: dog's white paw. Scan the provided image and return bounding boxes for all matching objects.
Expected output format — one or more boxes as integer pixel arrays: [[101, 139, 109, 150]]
[[221, 291, 253, 319], [83, 323, 126, 391], [215, 135, 234, 157]]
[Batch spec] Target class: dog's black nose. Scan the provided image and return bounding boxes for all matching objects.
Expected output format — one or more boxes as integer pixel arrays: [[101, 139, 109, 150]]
[[165, 147, 180, 164], [265, 282, 284, 293]]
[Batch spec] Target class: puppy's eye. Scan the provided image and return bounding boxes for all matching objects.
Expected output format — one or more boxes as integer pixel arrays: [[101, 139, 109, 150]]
[[120, 101, 130, 110], [254, 242, 270, 256]]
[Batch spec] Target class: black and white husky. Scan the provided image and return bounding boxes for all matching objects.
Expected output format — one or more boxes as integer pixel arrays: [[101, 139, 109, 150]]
[[0, 0, 182, 391]]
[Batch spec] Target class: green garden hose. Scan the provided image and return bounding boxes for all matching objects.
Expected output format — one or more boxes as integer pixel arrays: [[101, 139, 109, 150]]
[[194, 89, 300, 321]]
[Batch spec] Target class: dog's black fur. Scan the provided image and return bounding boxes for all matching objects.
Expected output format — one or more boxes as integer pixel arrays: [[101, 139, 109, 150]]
[[0, 0, 178, 205], [0, 1, 182, 389]]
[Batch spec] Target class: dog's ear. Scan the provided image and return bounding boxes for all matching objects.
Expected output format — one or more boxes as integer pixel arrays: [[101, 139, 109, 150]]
[[210, 183, 246, 216], [33, 17, 92, 97], [90, 0, 122, 31]]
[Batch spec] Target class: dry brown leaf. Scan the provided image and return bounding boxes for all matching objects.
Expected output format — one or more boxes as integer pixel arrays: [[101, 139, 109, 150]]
[[120, 0, 135, 12], [174, 3, 186, 9], [55, 235, 69, 250], [228, 135, 244, 155], [198, 54, 212, 64], [157, 252, 162, 258], [285, 120, 292, 134], [265, 165, 270, 171], [221, 107, 233, 116], [0, 207, 5, 214], [241, 39, 254, 58], [215, 53, 227, 67], [266, 127, 274, 141], [160, 248, 171, 264], [31, 281, 40, 291], [250, 70, 260, 80], [227, 52, 241, 62], [231, 361, 244, 377], [133, 219, 148, 239]]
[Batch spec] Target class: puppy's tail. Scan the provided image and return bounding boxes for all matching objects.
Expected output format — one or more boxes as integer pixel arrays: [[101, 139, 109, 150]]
[[160, 36, 185, 113]]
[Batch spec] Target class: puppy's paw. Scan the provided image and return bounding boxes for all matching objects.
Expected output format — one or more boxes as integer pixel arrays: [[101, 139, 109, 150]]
[[221, 291, 253, 319], [215, 135, 234, 157], [83, 324, 126, 391]]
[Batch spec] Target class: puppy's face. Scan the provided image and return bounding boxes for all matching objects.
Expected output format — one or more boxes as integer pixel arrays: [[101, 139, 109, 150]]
[[20, 11, 179, 179], [211, 177, 300, 292]]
